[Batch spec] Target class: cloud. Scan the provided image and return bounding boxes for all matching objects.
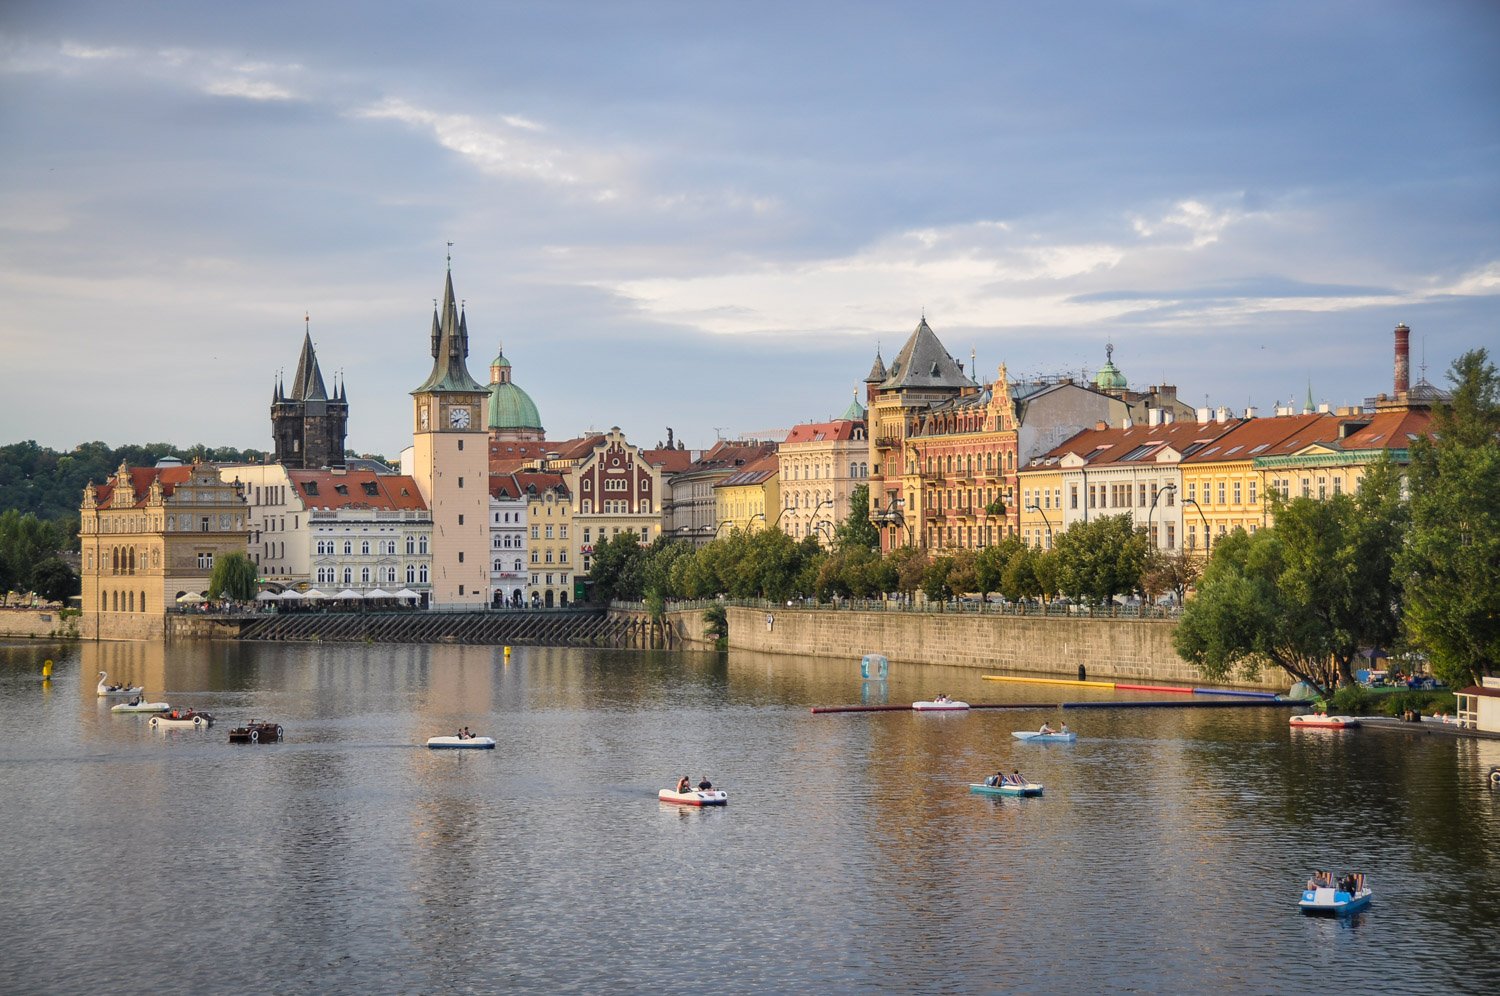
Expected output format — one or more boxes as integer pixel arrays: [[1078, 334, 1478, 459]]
[[1130, 198, 1252, 249], [201, 77, 297, 101]]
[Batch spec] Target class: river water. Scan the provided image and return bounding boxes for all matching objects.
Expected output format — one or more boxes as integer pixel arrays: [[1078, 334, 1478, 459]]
[[2, 639, 1497, 994]]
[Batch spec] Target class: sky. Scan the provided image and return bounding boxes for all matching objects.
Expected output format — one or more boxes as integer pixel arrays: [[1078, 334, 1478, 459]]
[[2, 1, 1497, 459]]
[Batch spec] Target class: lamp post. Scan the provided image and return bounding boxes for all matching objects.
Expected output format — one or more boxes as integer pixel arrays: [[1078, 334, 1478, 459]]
[[1182, 497, 1210, 553], [801, 497, 834, 541], [813, 520, 835, 547], [714, 518, 736, 539], [1024, 503, 1053, 549], [1147, 483, 1177, 552]]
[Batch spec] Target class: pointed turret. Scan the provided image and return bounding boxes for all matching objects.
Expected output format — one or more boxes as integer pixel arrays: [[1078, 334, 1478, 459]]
[[413, 268, 487, 394], [289, 331, 329, 401], [881, 317, 975, 390], [865, 348, 887, 384]]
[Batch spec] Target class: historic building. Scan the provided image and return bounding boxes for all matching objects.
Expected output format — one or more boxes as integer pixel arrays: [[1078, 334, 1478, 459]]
[[518, 471, 572, 607], [714, 452, 781, 535], [79, 460, 248, 639], [486, 343, 546, 441], [272, 324, 348, 469], [488, 473, 530, 608], [220, 463, 432, 600], [904, 366, 1020, 551], [562, 428, 664, 579], [409, 267, 492, 609], [863, 318, 977, 552], [662, 440, 779, 544], [778, 407, 867, 545]]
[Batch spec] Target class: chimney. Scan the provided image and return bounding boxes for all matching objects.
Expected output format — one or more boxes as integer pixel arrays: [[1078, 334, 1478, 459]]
[[1162, 410, 1174, 424], [1196, 407, 1211, 424], [1245, 406, 1258, 419], [1095, 420, 1108, 431], [1121, 415, 1133, 430], [1215, 406, 1230, 423], [1394, 323, 1410, 396], [1317, 403, 1330, 414], [1148, 408, 1162, 427]]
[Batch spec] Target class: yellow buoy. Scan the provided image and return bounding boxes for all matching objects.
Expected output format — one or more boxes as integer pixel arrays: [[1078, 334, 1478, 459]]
[[42, 658, 54, 679], [504, 646, 512, 661]]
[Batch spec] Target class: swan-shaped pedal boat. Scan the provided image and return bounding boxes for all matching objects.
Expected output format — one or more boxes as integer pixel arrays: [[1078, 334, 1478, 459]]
[[111, 698, 170, 714], [1299, 873, 1371, 914], [97, 672, 144, 698], [970, 780, 1043, 797], [658, 788, 728, 806], [1012, 730, 1077, 743], [426, 735, 496, 749], [912, 699, 969, 711], [148, 710, 214, 730], [1289, 714, 1360, 729]]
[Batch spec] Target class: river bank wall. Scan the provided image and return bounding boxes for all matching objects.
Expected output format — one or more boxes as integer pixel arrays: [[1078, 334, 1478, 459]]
[[686, 604, 1283, 690]]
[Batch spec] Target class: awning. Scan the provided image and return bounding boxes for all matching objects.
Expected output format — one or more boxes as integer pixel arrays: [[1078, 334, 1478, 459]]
[[277, 590, 304, 601], [176, 591, 205, 604], [366, 588, 393, 599], [254, 591, 279, 602], [394, 588, 421, 601], [334, 589, 363, 600], [301, 589, 327, 600]]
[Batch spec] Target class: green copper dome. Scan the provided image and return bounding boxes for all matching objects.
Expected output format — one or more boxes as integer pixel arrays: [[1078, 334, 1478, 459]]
[[486, 346, 543, 433], [840, 394, 866, 421], [1094, 343, 1127, 391]]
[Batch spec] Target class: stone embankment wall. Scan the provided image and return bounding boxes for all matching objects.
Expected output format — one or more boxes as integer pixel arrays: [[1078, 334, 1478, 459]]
[[721, 605, 1284, 690], [0, 609, 81, 641]]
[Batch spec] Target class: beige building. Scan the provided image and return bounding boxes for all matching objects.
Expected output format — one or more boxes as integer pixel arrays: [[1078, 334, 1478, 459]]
[[779, 410, 867, 545], [80, 459, 248, 639], [714, 453, 781, 535]]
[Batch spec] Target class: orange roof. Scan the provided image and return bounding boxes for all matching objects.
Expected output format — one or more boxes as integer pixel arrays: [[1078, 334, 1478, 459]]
[[513, 470, 569, 498], [94, 465, 196, 509], [783, 420, 862, 444], [288, 469, 427, 511], [1031, 420, 1238, 469], [640, 448, 695, 474], [1181, 413, 1340, 464], [1338, 409, 1432, 449]]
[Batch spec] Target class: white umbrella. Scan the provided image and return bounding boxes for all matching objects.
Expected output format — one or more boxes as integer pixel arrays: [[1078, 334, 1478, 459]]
[[335, 589, 363, 600], [278, 589, 304, 601], [366, 588, 393, 599], [394, 588, 420, 602], [255, 591, 279, 602], [301, 589, 326, 600], [176, 591, 205, 604]]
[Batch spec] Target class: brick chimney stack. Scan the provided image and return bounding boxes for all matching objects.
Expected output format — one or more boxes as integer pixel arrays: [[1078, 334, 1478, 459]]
[[1394, 323, 1411, 396]]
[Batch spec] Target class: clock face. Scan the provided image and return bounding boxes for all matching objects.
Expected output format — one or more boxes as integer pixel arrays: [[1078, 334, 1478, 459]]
[[449, 406, 471, 429]]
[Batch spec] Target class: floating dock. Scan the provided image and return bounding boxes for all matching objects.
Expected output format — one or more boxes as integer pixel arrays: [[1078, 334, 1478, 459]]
[[810, 702, 1056, 714]]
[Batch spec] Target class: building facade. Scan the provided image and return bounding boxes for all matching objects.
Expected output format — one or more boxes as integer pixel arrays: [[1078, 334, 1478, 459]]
[[80, 460, 249, 639], [488, 473, 530, 608], [778, 413, 867, 545], [271, 326, 348, 469]]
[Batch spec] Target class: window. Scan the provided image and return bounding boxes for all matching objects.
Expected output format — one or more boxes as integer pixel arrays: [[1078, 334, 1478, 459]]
[[1232, 482, 1241, 504], [197, 552, 213, 570], [406, 565, 416, 583], [458, 514, 464, 526], [361, 541, 370, 555], [1166, 523, 1175, 550], [419, 537, 428, 555], [531, 526, 540, 539], [343, 567, 353, 584], [1217, 483, 1226, 505], [458, 477, 464, 488], [406, 536, 415, 555], [419, 565, 428, 583], [1249, 480, 1258, 505], [344, 541, 353, 555], [559, 525, 567, 539], [361, 567, 371, 584]]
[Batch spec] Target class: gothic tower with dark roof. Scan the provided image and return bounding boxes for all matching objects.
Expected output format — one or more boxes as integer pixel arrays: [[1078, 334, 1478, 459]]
[[272, 326, 348, 468]]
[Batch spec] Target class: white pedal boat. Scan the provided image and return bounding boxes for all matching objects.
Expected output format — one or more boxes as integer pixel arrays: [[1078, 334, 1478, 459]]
[[426, 736, 496, 749], [97, 672, 144, 698], [912, 699, 970, 711], [111, 699, 170, 714], [1290, 714, 1360, 729], [1012, 730, 1077, 743], [148, 710, 214, 730], [1299, 874, 1372, 915], [658, 788, 728, 806]]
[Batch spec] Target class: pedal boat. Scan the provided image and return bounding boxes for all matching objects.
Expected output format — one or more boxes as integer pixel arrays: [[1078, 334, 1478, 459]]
[[970, 780, 1043, 797], [1012, 730, 1077, 743], [1290, 714, 1360, 729], [97, 672, 144, 698], [658, 788, 728, 806], [912, 699, 970, 711], [426, 736, 496, 749], [148, 710, 214, 730], [1299, 878, 1372, 915], [228, 721, 284, 744], [111, 699, 170, 714]]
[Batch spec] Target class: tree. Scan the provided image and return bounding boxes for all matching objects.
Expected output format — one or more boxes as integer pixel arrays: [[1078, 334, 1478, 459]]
[[589, 531, 647, 602], [1175, 480, 1404, 694], [888, 545, 927, 600], [0, 509, 62, 592], [834, 484, 881, 553], [920, 555, 955, 602], [29, 557, 78, 603], [1141, 550, 1201, 605], [207, 552, 257, 601], [976, 537, 1023, 600], [1052, 514, 1148, 605], [1401, 349, 1500, 686]]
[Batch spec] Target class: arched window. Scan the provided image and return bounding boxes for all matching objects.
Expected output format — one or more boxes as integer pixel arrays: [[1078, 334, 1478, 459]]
[[406, 536, 415, 555], [343, 541, 352, 555], [406, 564, 416, 583], [493, 559, 502, 572], [418, 536, 428, 555], [342, 567, 353, 584], [361, 541, 370, 556], [361, 567, 371, 584], [419, 565, 429, 583]]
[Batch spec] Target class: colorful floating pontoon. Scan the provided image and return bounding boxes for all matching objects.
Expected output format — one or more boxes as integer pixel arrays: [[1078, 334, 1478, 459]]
[[1289, 714, 1360, 729]]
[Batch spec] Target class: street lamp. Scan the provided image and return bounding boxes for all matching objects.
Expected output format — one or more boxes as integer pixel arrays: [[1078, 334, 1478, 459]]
[[1181, 497, 1210, 553], [1147, 483, 1177, 551], [713, 518, 736, 539], [813, 520, 835, 545], [1024, 503, 1053, 549]]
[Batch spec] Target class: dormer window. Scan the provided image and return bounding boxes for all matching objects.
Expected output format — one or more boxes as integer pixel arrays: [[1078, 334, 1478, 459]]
[[361, 482, 379, 496], [303, 481, 319, 496], [334, 484, 349, 495]]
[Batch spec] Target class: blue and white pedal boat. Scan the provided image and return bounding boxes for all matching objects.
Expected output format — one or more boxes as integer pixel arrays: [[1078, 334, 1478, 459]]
[[969, 781, 1043, 797], [1299, 878, 1372, 915], [427, 736, 496, 750]]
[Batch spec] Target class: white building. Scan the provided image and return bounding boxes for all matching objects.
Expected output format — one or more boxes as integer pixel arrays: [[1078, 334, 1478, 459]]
[[488, 473, 530, 608]]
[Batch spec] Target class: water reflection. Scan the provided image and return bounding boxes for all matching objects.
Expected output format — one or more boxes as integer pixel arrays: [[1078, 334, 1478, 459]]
[[0, 639, 1497, 993]]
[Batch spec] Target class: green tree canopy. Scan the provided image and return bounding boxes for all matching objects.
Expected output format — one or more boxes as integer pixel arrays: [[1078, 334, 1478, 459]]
[[834, 484, 881, 553], [1052, 514, 1148, 605], [1400, 349, 1500, 686], [207, 552, 258, 601], [29, 557, 79, 603]]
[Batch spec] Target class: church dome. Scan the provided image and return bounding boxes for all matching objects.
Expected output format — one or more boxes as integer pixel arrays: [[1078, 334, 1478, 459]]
[[486, 346, 544, 436], [1094, 344, 1127, 391], [840, 393, 866, 421]]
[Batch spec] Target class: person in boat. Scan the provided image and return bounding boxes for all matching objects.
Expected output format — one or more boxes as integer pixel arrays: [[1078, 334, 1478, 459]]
[[696, 778, 713, 791], [984, 772, 1002, 787], [934, 693, 949, 703], [1038, 722, 1056, 735], [128, 695, 141, 706], [1009, 769, 1026, 786], [676, 776, 691, 794], [1058, 723, 1070, 736]]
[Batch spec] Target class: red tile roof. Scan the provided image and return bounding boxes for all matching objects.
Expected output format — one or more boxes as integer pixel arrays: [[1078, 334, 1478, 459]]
[[1030, 420, 1238, 469], [783, 420, 862, 444], [289, 469, 428, 511], [640, 448, 695, 474], [94, 466, 196, 508], [714, 452, 780, 489], [1338, 409, 1432, 450], [1182, 413, 1339, 464]]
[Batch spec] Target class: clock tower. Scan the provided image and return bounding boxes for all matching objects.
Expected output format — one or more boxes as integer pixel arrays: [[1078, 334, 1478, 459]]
[[411, 265, 490, 609]]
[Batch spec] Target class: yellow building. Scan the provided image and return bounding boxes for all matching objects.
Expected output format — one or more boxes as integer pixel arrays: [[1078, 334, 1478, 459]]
[[516, 471, 573, 607], [80, 459, 248, 640], [1015, 459, 1065, 550], [714, 453, 781, 535]]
